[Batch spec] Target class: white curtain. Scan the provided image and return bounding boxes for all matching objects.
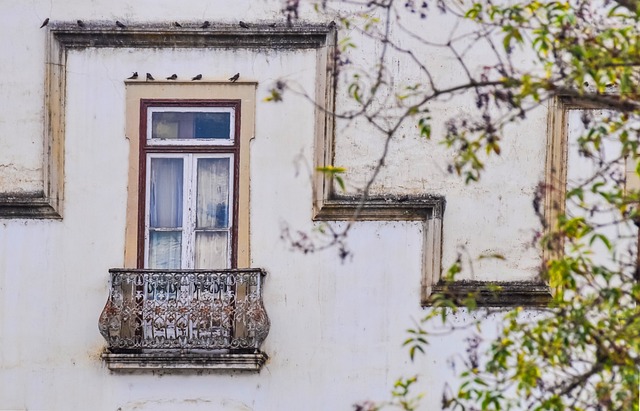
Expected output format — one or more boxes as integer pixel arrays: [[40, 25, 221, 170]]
[[195, 157, 230, 268], [148, 158, 183, 269]]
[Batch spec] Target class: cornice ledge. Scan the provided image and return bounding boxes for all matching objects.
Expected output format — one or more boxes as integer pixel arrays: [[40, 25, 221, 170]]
[[48, 22, 333, 49], [0, 195, 61, 219], [313, 195, 446, 221], [429, 280, 552, 307]]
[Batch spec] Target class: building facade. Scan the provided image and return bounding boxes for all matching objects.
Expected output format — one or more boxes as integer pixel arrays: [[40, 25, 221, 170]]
[[0, 1, 569, 410]]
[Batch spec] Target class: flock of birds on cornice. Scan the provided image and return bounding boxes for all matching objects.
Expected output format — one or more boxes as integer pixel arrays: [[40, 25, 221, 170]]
[[38, 18, 246, 83], [125, 72, 240, 82], [39, 18, 272, 30]]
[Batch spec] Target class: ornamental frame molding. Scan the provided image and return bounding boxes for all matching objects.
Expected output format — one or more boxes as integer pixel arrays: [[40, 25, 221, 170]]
[[25, 22, 335, 371], [0, 22, 333, 219]]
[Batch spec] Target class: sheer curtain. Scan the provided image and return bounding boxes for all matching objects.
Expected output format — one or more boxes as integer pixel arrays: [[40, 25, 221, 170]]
[[148, 157, 183, 269], [195, 157, 230, 268]]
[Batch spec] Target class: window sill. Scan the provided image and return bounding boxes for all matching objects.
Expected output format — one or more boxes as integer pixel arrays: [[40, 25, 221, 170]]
[[102, 351, 268, 372], [429, 281, 552, 307], [0, 196, 61, 219]]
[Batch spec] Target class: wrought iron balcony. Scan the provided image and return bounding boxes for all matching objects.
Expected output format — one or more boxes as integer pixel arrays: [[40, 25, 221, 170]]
[[98, 268, 269, 369]]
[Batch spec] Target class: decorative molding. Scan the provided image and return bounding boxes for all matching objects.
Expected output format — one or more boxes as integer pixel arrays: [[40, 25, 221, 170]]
[[0, 195, 61, 219], [543, 97, 569, 263], [314, 196, 445, 221], [102, 351, 268, 372], [308, 21, 446, 304], [1, 22, 335, 219], [48, 23, 331, 49], [430, 281, 552, 307], [544, 95, 619, 261], [313, 195, 445, 306]]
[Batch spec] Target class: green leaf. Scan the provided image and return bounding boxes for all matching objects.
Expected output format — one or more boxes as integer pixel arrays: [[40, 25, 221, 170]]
[[334, 175, 345, 192], [418, 117, 432, 139]]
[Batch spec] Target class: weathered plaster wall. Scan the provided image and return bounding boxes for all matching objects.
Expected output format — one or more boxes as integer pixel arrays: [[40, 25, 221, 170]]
[[0, 1, 550, 410]]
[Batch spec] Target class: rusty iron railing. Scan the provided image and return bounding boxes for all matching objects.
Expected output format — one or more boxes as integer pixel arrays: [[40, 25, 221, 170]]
[[99, 269, 269, 352]]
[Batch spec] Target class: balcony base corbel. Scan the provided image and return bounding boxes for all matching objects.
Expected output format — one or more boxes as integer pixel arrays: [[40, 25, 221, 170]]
[[102, 350, 268, 372]]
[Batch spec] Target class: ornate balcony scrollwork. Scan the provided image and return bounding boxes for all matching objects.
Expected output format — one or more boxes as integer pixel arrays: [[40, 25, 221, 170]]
[[99, 269, 269, 361]]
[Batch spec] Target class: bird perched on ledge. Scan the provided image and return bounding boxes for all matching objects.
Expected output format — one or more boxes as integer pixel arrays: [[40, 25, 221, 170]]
[[40, 18, 49, 28], [127, 72, 138, 80], [77, 20, 85, 28], [200, 21, 210, 29], [116, 21, 126, 28], [166, 74, 177, 80], [229, 73, 240, 82], [146, 73, 154, 81], [192, 74, 202, 81]]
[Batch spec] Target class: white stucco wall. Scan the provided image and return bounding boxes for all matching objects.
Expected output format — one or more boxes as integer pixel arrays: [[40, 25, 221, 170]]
[[0, 1, 551, 410]]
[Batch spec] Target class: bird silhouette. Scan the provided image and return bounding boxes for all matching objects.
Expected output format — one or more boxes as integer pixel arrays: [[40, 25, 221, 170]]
[[146, 73, 154, 81], [200, 21, 210, 29], [116, 21, 126, 28], [40, 18, 49, 28], [77, 20, 85, 28], [127, 72, 138, 80], [269, 22, 277, 28], [166, 74, 177, 80], [192, 74, 202, 81], [229, 73, 240, 82], [173, 22, 182, 27], [239, 21, 249, 29]]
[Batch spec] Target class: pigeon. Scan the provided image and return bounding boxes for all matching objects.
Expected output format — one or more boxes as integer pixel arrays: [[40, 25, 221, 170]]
[[77, 20, 85, 28], [173, 22, 182, 27], [127, 72, 139, 80], [269, 22, 277, 28], [146, 73, 154, 81], [116, 21, 126, 28], [166, 74, 177, 80], [228, 73, 240, 82], [200, 21, 210, 29], [239, 21, 249, 29], [40, 18, 49, 28], [192, 74, 202, 81]]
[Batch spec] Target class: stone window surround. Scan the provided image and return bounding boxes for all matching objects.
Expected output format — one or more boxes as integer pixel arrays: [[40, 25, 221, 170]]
[[34, 22, 335, 372]]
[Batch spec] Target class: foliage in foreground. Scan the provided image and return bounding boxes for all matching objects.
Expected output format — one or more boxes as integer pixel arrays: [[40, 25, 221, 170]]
[[280, 0, 640, 409]]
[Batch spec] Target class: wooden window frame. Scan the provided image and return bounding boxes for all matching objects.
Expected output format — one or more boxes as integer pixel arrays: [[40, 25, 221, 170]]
[[124, 83, 255, 270], [137, 99, 242, 269]]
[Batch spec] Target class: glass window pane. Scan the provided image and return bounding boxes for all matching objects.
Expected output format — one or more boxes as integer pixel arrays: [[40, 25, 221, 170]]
[[194, 113, 231, 139], [150, 158, 183, 228], [195, 232, 228, 269], [149, 231, 182, 269], [152, 112, 231, 139], [196, 158, 231, 229]]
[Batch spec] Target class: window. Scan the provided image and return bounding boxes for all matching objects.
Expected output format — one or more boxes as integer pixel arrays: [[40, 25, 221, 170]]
[[122, 84, 255, 269], [139, 101, 240, 269]]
